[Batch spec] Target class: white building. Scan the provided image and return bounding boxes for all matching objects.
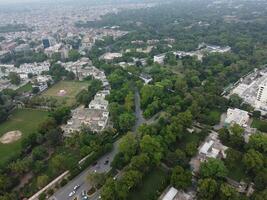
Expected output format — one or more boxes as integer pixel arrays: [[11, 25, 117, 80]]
[[153, 54, 165, 64], [225, 108, 250, 127], [255, 84, 267, 109], [89, 96, 109, 110], [159, 187, 196, 200], [101, 52, 122, 61]]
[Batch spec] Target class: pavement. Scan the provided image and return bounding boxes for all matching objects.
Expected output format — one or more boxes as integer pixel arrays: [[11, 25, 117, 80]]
[[50, 90, 144, 200]]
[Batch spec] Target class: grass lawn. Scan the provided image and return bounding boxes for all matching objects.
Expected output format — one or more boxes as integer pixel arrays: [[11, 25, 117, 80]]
[[251, 118, 267, 132], [16, 82, 32, 93], [41, 81, 90, 106], [0, 109, 49, 166], [128, 167, 169, 200]]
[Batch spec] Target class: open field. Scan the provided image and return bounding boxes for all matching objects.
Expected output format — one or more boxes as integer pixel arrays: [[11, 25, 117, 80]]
[[252, 118, 267, 133], [0, 109, 49, 166], [41, 81, 89, 106], [16, 82, 32, 93], [128, 167, 169, 200]]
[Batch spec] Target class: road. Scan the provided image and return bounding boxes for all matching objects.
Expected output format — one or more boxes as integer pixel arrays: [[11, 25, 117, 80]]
[[132, 89, 146, 132], [50, 90, 145, 200]]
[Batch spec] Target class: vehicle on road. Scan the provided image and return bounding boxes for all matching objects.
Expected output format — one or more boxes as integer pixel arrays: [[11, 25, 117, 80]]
[[82, 190, 87, 196], [74, 185, 80, 191], [93, 161, 97, 166], [104, 160, 109, 165], [69, 191, 75, 197]]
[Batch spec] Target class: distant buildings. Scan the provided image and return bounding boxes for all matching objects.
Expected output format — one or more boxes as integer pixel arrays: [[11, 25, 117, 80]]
[[0, 62, 50, 80], [100, 52, 123, 61], [225, 108, 250, 128], [42, 38, 50, 49]]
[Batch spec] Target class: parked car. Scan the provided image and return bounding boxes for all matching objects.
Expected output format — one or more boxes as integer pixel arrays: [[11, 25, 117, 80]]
[[69, 191, 75, 197], [74, 185, 80, 191], [82, 190, 87, 196], [104, 160, 109, 165]]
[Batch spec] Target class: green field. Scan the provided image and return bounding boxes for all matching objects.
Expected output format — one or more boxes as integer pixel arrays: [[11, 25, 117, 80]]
[[41, 81, 89, 106], [16, 82, 32, 93], [251, 118, 267, 133], [0, 109, 49, 166], [128, 167, 169, 200]]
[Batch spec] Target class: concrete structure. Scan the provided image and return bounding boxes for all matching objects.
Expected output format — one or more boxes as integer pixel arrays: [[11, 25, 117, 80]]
[[154, 54, 165, 64], [100, 52, 122, 61], [63, 106, 109, 135], [229, 68, 267, 114], [159, 186, 196, 200], [225, 108, 250, 127], [190, 131, 228, 172], [88, 96, 108, 110], [255, 83, 267, 109]]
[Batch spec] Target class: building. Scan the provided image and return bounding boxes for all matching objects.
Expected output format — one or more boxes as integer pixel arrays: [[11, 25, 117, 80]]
[[63, 106, 109, 135], [42, 38, 50, 49], [154, 54, 166, 64], [229, 68, 267, 114], [190, 131, 228, 172], [14, 44, 30, 53], [139, 73, 153, 84], [255, 83, 267, 109], [88, 96, 108, 110], [100, 52, 122, 61], [225, 108, 250, 127], [159, 186, 196, 200]]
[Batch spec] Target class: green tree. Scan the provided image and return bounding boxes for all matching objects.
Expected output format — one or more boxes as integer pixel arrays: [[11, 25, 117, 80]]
[[124, 92, 135, 112], [87, 172, 106, 188], [225, 148, 242, 169], [8, 72, 21, 85], [68, 49, 80, 62], [248, 134, 267, 154], [171, 165, 192, 189], [197, 178, 218, 200], [101, 178, 118, 200], [140, 135, 163, 165], [128, 153, 150, 171], [32, 146, 48, 161], [185, 142, 197, 157], [37, 175, 49, 188], [8, 157, 32, 175], [119, 133, 138, 162], [254, 168, 267, 191], [219, 183, 240, 200], [45, 128, 62, 146], [242, 149, 264, 173], [118, 112, 136, 132], [199, 158, 228, 179]]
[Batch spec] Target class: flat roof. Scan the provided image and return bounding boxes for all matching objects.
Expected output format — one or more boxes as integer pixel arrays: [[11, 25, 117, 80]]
[[163, 187, 178, 200]]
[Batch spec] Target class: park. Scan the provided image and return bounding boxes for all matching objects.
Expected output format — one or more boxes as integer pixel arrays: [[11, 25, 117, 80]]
[[41, 81, 90, 106], [0, 109, 49, 166]]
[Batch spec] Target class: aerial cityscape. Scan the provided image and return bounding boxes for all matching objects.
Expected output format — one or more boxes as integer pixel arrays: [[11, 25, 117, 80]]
[[0, 0, 267, 200]]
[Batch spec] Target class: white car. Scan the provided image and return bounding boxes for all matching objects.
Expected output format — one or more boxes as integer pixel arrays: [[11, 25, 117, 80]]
[[74, 185, 80, 190], [69, 191, 75, 197]]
